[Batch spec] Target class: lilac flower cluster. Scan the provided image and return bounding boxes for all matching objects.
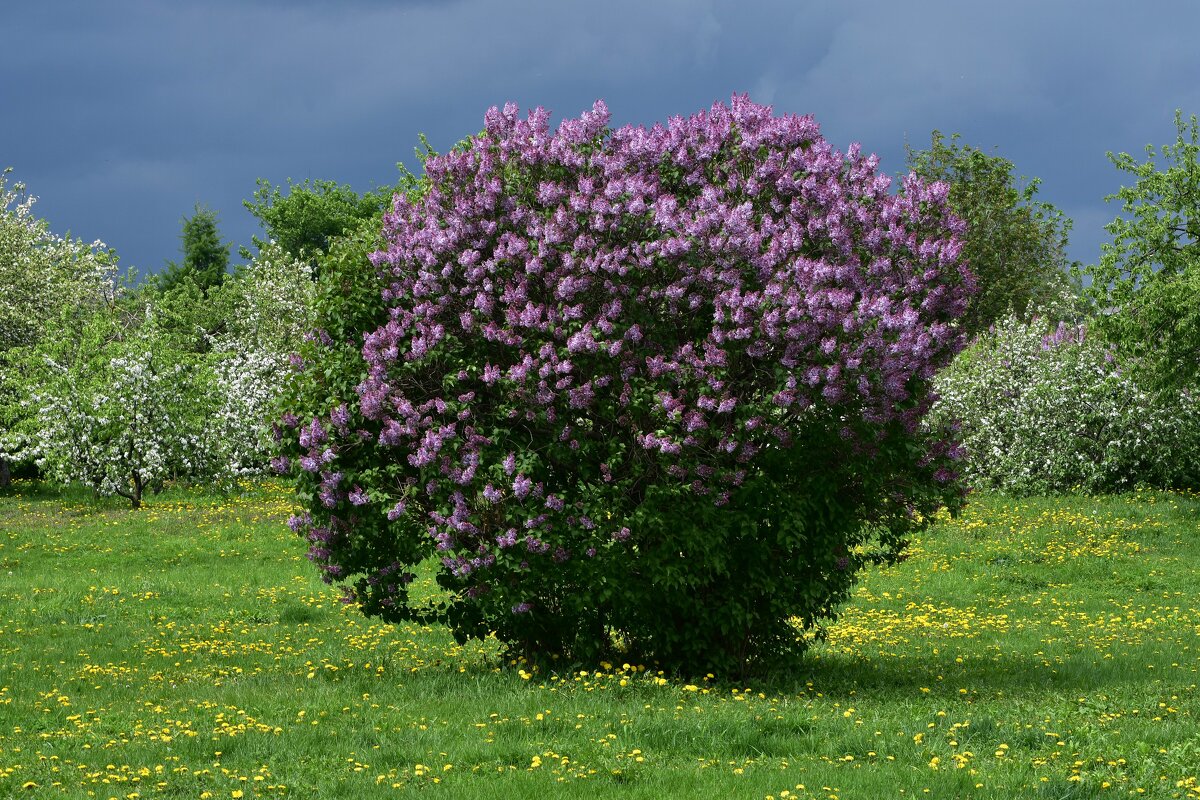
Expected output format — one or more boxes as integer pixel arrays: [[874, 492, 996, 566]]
[[1040, 321, 1088, 350], [285, 96, 972, 631]]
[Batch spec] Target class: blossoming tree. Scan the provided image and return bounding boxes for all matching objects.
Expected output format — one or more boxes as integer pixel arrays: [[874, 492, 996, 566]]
[[0, 169, 118, 486], [29, 302, 215, 508], [207, 240, 316, 476]]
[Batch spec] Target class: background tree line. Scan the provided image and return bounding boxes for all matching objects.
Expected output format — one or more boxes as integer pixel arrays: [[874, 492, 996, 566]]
[[2, 113, 1197, 502]]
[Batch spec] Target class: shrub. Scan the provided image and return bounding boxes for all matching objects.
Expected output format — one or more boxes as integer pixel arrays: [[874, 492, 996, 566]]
[[280, 97, 973, 675], [932, 314, 1200, 495]]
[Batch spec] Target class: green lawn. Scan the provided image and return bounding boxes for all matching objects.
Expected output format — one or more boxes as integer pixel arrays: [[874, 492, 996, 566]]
[[1, 481, 1198, 799]]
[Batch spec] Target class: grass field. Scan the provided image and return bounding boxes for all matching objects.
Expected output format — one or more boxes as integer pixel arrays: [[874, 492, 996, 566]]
[[1, 481, 1198, 799]]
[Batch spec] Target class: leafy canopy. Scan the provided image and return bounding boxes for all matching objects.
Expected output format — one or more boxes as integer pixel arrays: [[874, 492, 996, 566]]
[[1081, 111, 1200, 390], [242, 177, 399, 266]]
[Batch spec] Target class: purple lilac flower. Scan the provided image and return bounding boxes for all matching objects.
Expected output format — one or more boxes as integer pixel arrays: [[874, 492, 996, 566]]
[[299, 418, 327, 449]]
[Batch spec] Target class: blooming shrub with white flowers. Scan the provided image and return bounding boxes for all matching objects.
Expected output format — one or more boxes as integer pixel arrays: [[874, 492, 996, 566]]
[[280, 97, 974, 674], [207, 347, 292, 476], [931, 313, 1200, 495]]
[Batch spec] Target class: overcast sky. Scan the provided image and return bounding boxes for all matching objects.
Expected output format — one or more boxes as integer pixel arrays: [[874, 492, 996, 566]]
[[4, 1, 1198, 278]]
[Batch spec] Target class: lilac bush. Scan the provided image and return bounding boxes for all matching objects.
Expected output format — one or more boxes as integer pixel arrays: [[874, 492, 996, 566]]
[[282, 97, 973, 674]]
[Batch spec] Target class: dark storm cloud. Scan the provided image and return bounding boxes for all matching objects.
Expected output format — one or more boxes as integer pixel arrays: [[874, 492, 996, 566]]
[[766, 1, 1200, 263], [3, 0, 1198, 275]]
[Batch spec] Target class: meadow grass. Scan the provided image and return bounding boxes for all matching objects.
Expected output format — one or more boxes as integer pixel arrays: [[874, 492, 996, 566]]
[[1, 480, 1198, 799]]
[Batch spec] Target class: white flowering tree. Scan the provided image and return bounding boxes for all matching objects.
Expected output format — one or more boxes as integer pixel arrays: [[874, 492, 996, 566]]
[[26, 238, 317, 502], [29, 302, 218, 508], [205, 240, 315, 475], [0, 169, 119, 486]]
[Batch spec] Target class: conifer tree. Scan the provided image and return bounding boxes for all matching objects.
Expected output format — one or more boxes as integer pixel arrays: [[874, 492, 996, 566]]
[[157, 204, 230, 297]]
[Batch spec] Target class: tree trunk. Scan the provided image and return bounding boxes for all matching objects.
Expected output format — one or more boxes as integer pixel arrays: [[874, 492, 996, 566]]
[[116, 471, 144, 509], [131, 471, 144, 510], [0, 457, 10, 488]]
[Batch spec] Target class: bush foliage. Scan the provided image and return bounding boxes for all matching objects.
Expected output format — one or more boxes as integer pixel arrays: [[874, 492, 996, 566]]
[[282, 97, 977, 673]]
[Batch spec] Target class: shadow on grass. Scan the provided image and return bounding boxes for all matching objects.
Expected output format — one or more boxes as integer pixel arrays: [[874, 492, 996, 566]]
[[763, 643, 1164, 701], [0, 479, 126, 509]]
